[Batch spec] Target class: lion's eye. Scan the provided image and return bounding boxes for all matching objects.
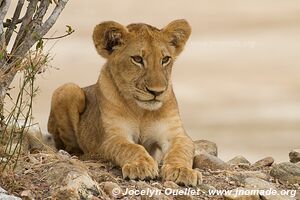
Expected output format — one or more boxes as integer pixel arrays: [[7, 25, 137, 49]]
[[131, 56, 144, 66], [162, 56, 171, 66]]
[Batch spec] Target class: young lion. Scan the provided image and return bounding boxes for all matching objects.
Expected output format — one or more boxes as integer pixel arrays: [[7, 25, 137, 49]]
[[48, 19, 201, 186]]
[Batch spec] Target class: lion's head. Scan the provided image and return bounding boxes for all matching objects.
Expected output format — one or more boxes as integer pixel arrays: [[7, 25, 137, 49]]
[[93, 19, 191, 110]]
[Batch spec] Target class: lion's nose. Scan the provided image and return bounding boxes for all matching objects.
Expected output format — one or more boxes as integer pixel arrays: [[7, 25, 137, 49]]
[[146, 86, 165, 96]]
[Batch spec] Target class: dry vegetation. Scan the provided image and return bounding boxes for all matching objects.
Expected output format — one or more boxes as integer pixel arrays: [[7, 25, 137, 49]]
[[1, 135, 299, 200]]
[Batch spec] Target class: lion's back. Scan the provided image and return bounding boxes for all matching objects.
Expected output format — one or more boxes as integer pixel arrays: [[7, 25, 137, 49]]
[[76, 85, 104, 154]]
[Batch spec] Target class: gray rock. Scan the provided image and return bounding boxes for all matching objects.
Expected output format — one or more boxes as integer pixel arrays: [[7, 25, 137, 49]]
[[230, 171, 269, 182], [0, 187, 22, 200], [0, 194, 22, 200], [58, 149, 71, 158], [223, 187, 260, 200], [193, 153, 229, 170], [228, 155, 251, 165], [244, 177, 276, 190], [0, 186, 7, 193], [252, 157, 274, 168], [244, 178, 295, 200], [289, 149, 300, 163], [194, 140, 218, 157], [52, 168, 105, 199], [0, 157, 8, 163], [237, 163, 251, 170], [270, 162, 300, 184]]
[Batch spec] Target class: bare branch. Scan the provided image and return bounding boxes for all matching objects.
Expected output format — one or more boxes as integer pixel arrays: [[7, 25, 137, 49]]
[[0, 0, 11, 45], [34, 0, 50, 24], [0, 0, 11, 69], [11, 0, 39, 55], [12, 0, 68, 60], [1, 0, 69, 93], [4, 18, 23, 28], [42, 29, 74, 40], [5, 0, 25, 46], [38, 0, 68, 36], [0, 0, 11, 29]]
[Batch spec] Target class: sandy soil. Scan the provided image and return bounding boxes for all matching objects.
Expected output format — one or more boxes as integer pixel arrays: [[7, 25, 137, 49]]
[[6, 0, 300, 162]]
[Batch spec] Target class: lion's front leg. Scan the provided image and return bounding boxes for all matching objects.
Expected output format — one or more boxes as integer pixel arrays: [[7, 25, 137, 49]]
[[161, 132, 201, 186], [101, 134, 158, 180]]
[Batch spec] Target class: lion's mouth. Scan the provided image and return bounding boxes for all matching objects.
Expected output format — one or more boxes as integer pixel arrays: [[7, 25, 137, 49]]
[[135, 97, 161, 103], [134, 97, 163, 110]]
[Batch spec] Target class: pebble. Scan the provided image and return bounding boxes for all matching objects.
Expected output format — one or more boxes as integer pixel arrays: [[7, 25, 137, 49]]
[[0, 157, 8, 163], [58, 149, 71, 158]]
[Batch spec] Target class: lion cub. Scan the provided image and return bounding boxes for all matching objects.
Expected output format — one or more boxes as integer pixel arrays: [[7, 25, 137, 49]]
[[48, 19, 200, 186]]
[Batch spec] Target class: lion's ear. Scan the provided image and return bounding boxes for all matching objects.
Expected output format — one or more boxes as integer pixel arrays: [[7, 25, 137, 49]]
[[93, 21, 128, 58], [162, 19, 191, 56]]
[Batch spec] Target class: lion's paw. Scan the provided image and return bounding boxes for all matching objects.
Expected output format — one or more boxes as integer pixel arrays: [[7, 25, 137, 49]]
[[161, 164, 202, 186], [122, 157, 159, 180]]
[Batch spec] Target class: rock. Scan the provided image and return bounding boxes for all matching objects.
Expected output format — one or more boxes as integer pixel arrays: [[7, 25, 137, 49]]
[[194, 140, 218, 156], [230, 171, 269, 182], [58, 149, 71, 158], [193, 153, 229, 170], [0, 194, 22, 200], [237, 163, 251, 170], [100, 181, 123, 199], [48, 159, 107, 199], [270, 162, 300, 184], [244, 178, 294, 200], [0, 186, 21, 200], [53, 170, 103, 199], [289, 149, 300, 163], [228, 156, 251, 166], [252, 157, 274, 168], [244, 177, 276, 190], [0, 157, 8, 163], [223, 187, 260, 200], [0, 186, 7, 193]]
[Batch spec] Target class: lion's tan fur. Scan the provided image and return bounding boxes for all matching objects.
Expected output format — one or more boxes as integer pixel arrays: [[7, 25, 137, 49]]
[[48, 19, 200, 186]]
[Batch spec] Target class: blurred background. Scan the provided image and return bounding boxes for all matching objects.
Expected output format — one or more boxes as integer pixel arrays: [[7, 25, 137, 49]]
[[9, 0, 300, 162]]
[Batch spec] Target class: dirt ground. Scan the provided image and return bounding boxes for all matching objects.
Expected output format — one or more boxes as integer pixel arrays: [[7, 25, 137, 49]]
[[6, 0, 300, 163]]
